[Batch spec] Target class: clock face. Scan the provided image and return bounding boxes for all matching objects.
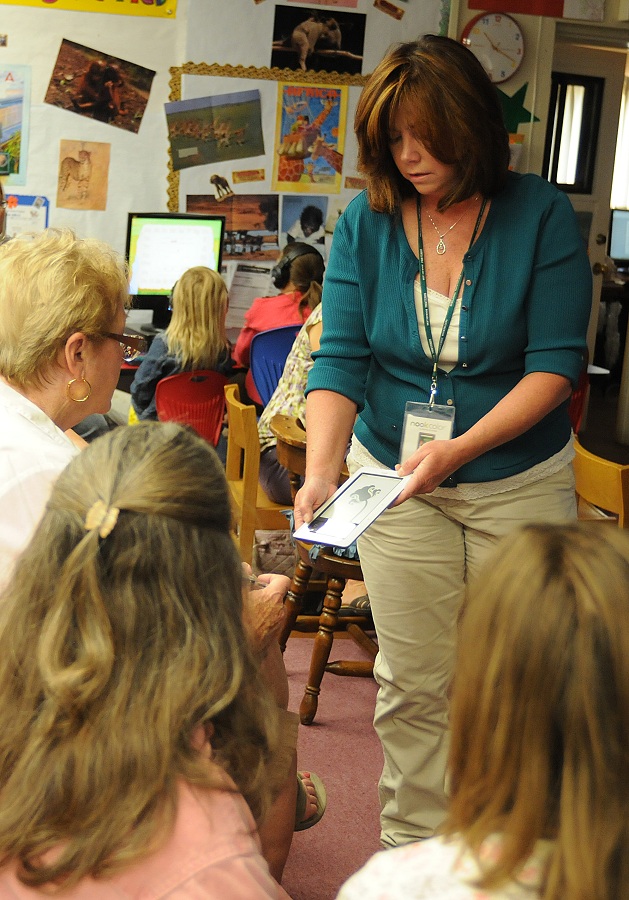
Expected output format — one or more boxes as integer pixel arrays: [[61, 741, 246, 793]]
[[461, 12, 524, 84]]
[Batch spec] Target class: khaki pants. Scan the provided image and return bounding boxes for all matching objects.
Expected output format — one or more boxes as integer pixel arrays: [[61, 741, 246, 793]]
[[354, 464, 576, 847]]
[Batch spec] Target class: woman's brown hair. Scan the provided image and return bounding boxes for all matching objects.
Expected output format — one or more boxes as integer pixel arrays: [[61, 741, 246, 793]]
[[355, 35, 510, 213], [446, 523, 629, 899], [0, 422, 278, 890]]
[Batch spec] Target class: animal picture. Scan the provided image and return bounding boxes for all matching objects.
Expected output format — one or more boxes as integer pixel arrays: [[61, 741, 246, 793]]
[[58, 149, 92, 199], [210, 173, 233, 201], [271, 6, 366, 76], [291, 16, 342, 71]]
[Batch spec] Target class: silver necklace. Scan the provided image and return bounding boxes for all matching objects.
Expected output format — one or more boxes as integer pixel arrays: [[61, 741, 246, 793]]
[[424, 197, 478, 255]]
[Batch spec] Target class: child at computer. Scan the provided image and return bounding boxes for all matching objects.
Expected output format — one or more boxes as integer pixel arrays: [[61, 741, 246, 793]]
[[0, 422, 325, 896], [130, 265, 235, 422], [337, 523, 629, 899]]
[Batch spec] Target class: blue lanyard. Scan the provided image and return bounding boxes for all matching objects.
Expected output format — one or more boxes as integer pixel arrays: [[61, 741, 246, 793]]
[[416, 196, 487, 407]]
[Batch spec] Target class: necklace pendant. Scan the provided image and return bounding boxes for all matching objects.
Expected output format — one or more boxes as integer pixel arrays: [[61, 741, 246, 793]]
[[436, 238, 446, 255]]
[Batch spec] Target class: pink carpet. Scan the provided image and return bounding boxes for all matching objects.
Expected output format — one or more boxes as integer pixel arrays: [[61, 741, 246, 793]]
[[281, 635, 383, 900]]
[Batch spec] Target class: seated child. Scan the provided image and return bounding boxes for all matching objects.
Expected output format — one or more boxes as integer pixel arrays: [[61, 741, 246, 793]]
[[337, 523, 629, 899], [130, 266, 235, 421], [0, 422, 324, 897]]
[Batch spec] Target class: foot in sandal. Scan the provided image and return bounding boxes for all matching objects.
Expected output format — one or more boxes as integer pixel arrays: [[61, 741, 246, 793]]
[[295, 771, 327, 831]]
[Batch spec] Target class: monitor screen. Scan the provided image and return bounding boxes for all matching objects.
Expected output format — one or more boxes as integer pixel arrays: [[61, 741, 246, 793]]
[[608, 208, 629, 270], [125, 212, 226, 329]]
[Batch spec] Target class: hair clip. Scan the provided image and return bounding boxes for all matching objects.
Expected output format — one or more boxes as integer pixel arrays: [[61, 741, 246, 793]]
[[85, 499, 120, 539]]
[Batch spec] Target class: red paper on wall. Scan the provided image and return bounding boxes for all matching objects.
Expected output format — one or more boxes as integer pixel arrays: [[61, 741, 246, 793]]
[[467, 0, 564, 16]]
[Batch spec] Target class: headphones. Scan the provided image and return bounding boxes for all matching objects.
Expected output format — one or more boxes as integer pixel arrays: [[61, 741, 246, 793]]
[[271, 242, 325, 290]]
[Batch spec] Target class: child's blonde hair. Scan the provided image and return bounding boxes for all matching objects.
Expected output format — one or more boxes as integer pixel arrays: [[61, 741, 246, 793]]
[[446, 523, 629, 899], [165, 266, 228, 370]]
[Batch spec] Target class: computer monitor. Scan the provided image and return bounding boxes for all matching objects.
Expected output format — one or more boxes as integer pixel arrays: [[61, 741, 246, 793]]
[[608, 208, 629, 272], [125, 212, 226, 330]]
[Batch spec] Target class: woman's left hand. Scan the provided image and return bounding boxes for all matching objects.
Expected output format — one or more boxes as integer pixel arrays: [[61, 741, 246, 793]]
[[394, 439, 464, 503], [242, 565, 289, 653]]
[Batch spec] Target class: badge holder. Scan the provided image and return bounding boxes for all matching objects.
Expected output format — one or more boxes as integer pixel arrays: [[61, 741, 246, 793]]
[[400, 400, 455, 465]]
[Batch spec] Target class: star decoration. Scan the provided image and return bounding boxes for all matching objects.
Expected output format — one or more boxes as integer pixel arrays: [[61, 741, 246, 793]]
[[497, 83, 540, 134]]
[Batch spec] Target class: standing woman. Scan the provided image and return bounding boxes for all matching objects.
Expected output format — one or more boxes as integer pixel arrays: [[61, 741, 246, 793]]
[[295, 35, 592, 847], [130, 266, 235, 421]]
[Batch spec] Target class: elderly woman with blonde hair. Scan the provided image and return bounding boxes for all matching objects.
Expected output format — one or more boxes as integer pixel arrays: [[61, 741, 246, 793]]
[[0, 226, 144, 588], [338, 523, 629, 899], [0, 422, 297, 897]]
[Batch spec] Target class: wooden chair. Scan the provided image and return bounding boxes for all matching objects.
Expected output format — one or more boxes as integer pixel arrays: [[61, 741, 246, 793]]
[[574, 436, 629, 527], [224, 384, 291, 565], [155, 370, 227, 446], [270, 413, 378, 726]]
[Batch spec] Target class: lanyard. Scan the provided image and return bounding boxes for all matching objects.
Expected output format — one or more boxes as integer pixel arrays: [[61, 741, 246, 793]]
[[416, 195, 487, 407]]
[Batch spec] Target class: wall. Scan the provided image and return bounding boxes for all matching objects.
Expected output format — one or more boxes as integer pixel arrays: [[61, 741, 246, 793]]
[[449, 0, 629, 178], [1, 0, 446, 256], [1, 0, 188, 253]]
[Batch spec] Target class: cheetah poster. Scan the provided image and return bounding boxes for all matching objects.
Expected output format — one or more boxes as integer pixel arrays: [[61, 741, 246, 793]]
[[272, 83, 347, 194], [56, 139, 110, 210]]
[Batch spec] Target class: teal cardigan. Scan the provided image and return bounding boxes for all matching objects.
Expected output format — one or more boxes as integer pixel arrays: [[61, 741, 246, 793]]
[[306, 172, 592, 483]]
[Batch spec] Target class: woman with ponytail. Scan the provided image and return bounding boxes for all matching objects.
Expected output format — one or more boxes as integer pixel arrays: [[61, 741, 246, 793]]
[[0, 423, 295, 897]]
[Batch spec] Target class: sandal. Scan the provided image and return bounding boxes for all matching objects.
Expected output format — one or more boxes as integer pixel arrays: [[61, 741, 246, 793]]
[[294, 771, 327, 832], [337, 594, 371, 618]]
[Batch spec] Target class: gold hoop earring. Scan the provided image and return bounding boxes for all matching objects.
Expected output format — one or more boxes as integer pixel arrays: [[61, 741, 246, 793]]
[[67, 377, 92, 403]]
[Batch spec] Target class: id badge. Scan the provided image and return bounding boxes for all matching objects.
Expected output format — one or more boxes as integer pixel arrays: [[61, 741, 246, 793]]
[[399, 401, 455, 465]]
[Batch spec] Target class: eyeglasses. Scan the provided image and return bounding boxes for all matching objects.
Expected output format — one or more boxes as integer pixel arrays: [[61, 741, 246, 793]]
[[101, 331, 148, 362], [0, 200, 7, 210]]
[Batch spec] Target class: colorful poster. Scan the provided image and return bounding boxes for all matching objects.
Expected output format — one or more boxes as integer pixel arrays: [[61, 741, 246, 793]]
[[272, 83, 347, 194], [0, 0, 177, 16], [45, 41, 155, 134], [0, 66, 30, 186], [166, 90, 265, 172]]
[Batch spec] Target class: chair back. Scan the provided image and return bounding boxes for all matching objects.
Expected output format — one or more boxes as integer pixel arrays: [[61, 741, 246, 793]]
[[249, 325, 300, 406], [155, 370, 227, 446], [224, 383, 290, 564], [573, 436, 629, 527]]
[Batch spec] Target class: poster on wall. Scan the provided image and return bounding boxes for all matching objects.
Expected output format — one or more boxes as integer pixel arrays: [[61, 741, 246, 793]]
[[4, 193, 48, 238], [467, 0, 603, 20], [56, 139, 110, 211], [45, 40, 155, 133], [0, 66, 31, 186], [281, 194, 327, 251], [271, 5, 366, 75], [0, 0, 177, 17], [166, 89, 265, 172], [187, 192, 279, 261], [272, 83, 347, 194]]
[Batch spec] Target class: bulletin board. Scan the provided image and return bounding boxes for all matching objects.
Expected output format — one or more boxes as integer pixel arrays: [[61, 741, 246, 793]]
[[168, 0, 447, 263]]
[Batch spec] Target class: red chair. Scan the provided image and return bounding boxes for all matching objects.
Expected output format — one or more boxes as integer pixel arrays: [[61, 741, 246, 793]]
[[155, 370, 228, 446], [568, 353, 590, 435]]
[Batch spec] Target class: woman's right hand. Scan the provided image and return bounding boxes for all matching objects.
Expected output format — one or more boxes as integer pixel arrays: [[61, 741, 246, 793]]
[[294, 476, 338, 529]]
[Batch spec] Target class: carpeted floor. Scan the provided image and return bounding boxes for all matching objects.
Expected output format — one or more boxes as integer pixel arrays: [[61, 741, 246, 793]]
[[281, 635, 382, 900]]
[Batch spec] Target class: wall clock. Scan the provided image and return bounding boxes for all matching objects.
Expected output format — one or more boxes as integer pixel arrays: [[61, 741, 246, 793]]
[[461, 12, 525, 84]]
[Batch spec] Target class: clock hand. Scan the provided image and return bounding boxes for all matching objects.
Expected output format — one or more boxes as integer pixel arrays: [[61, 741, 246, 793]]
[[482, 29, 500, 52], [494, 43, 517, 63]]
